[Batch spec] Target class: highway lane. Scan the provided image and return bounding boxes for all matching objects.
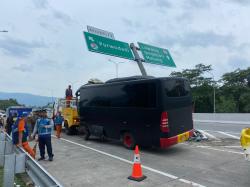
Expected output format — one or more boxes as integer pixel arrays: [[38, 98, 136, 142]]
[[39, 135, 197, 187], [194, 121, 249, 135], [39, 129, 250, 187]]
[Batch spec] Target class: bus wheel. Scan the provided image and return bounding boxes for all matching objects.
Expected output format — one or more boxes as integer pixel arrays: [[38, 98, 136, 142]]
[[83, 126, 90, 140], [122, 132, 135, 149]]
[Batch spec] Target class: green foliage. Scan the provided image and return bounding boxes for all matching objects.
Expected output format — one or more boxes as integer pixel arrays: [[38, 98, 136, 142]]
[[170, 64, 215, 113], [170, 64, 250, 113], [216, 96, 236, 113], [220, 67, 250, 112], [239, 93, 250, 112], [0, 167, 28, 187], [171, 64, 214, 87], [0, 98, 21, 111]]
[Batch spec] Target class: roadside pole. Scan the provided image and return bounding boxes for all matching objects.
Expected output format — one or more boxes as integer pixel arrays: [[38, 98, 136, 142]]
[[130, 43, 147, 76]]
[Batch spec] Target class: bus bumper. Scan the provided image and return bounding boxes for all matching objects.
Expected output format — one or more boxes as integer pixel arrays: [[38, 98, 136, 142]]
[[160, 130, 194, 148]]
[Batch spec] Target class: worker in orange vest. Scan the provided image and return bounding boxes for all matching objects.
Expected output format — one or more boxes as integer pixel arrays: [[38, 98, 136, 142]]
[[54, 112, 64, 138], [12, 112, 35, 159]]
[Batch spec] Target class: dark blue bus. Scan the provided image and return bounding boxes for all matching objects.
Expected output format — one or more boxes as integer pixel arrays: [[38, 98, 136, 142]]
[[6, 106, 32, 118], [77, 76, 193, 149]]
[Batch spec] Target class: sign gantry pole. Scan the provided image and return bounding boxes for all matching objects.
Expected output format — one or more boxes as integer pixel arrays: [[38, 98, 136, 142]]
[[130, 43, 147, 76]]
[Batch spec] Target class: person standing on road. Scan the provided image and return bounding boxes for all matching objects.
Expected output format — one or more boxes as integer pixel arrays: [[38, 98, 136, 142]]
[[32, 109, 54, 161], [12, 112, 35, 158], [54, 112, 64, 138]]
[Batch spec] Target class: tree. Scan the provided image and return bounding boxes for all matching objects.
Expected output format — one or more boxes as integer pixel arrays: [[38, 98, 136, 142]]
[[170, 64, 215, 113], [170, 64, 214, 87], [0, 99, 21, 111], [170, 64, 250, 113], [220, 67, 250, 112], [247, 75, 250, 87], [216, 96, 236, 113]]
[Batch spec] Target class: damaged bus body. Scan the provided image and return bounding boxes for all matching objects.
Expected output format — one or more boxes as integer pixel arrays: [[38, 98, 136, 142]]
[[77, 76, 193, 149]]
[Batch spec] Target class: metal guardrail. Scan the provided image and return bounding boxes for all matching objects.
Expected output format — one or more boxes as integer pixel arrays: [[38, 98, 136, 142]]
[[0, 130, 63, 187]]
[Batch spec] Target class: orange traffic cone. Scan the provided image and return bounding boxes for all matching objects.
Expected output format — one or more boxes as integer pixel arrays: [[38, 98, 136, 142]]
[[128, 145, 147, 181]]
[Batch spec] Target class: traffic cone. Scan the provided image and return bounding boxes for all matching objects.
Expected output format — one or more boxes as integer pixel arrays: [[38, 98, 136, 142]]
[[128, 145, 147, 181]]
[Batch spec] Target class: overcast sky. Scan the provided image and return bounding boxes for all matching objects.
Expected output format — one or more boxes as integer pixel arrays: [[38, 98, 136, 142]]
[[1, 0, 250, 97]]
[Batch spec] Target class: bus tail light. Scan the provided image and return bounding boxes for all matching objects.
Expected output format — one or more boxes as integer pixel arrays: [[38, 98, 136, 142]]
[[160, 112, 169, 133]]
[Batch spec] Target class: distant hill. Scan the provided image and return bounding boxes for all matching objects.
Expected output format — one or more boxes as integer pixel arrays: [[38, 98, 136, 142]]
[[0, 92, 56, 107]]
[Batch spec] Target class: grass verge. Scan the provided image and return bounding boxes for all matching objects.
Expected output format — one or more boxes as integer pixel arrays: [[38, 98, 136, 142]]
[[0, 166, 31, 187]]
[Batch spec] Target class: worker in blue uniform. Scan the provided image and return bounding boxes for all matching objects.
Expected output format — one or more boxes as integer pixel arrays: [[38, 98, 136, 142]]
[[32, 109, 54, 161]]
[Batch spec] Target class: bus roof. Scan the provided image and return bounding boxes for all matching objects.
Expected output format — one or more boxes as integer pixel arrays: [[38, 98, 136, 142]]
[[77, 76, 189, 90]]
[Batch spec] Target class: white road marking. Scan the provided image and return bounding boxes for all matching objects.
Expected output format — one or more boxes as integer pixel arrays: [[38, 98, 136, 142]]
[[194, 119, 250, 125], [222, 146, 241, 148], [196, 145, 244, 155], [198, 130, 220, 140], [202, 130, 240, 135], [53, 136, 206, 187], [178, 178, 205, 186], [217, 131, 240, 140]]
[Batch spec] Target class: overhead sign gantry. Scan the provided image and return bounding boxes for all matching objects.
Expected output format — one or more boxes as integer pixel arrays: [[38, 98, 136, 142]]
[[83, 26, 176, 76]]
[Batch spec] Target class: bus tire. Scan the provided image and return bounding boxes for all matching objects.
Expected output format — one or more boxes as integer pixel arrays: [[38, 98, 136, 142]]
[[122, 132, 135, 149]]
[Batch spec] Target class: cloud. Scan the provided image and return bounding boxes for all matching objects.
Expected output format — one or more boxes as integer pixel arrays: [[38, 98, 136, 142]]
[[227, 0, 250, 6], [122, 18, 142, 29], [155, 0, 172, 8], [181, 31, 233, 48], [183, 0, 210, 9], [36, 58, 59, 68], [176, 11, 193, 24], [12, 64, 33, 72], [52, 10, 74, 25], [0, 37, 47, 57], [139, 0, 172, 10], [39, 21, 59, 32], [154, 31, 234, 48], [143, 0, 209, 10], [33, 0, 48, 9], [227, 56, 250, 69]]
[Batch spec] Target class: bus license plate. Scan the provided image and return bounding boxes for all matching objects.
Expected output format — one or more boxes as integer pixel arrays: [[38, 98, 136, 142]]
[[178, 132, 189, 143]]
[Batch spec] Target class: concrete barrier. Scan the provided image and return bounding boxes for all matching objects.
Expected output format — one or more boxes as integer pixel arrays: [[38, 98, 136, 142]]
[[193, 113, 250, 123]]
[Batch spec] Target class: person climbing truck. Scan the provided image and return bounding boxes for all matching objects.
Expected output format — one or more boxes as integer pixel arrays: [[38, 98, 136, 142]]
[[12, 112, 35, 159]]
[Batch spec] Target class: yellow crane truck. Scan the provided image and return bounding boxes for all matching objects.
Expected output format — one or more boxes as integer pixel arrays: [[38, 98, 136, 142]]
[[53, 98, 80, 135]]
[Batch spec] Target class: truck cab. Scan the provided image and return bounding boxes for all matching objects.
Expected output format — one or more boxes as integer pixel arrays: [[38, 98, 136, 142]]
[[54, 98, 80, 135]]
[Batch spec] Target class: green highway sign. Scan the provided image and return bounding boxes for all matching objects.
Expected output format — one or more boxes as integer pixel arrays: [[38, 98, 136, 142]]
[[138, 42, 176, 67], [84, 32, 134, 60]]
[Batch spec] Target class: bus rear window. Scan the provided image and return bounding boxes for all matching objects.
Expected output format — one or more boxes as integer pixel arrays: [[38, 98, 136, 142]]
[[164, 79, 190, 97]]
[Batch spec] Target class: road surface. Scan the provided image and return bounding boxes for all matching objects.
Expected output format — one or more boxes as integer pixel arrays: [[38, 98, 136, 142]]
[[37, 121, 250, 187]]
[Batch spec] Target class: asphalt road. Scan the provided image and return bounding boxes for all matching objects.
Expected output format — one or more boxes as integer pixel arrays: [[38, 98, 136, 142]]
[[195, 121, 249, 135], [38, 122, 250, 187]]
